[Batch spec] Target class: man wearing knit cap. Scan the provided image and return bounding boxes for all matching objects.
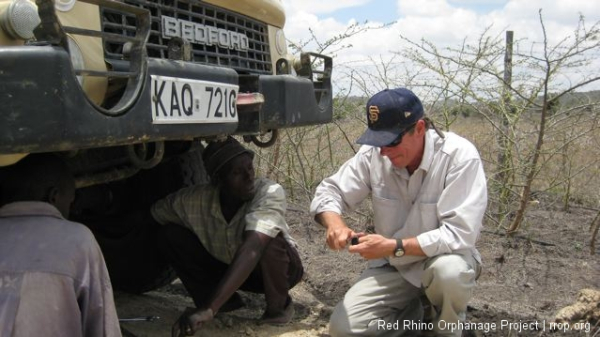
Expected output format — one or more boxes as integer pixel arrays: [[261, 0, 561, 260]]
[[311, 88, 487, 336], [151, 137, 303, 336]]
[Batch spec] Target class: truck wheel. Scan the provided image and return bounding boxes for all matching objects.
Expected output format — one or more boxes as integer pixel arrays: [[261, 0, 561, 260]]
[[91, 216, 176, 294], [73, 148, 207, 294]]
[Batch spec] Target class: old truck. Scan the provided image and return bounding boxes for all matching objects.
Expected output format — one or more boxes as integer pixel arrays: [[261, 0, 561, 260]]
[[0, 0, 332, 293]]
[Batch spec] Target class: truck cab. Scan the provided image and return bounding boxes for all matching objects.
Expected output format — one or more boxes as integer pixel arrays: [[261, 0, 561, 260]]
[[0, 0, 332, 292]]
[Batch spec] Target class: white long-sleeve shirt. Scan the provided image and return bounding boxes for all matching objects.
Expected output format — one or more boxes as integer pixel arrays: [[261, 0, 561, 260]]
[[310, 130, 488, 286]]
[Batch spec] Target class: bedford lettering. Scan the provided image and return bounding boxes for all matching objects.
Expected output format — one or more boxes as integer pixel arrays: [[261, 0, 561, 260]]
[[161, 15, 249, 51]]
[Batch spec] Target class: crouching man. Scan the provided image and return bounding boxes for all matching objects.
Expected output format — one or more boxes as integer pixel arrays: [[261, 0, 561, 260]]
[[311, 88, 487, 336], [0, 154, 121, 337], [151, 137, 303, 336]]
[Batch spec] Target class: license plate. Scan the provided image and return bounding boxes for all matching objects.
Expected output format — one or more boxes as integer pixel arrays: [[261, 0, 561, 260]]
[[150, 75, 239, 124]]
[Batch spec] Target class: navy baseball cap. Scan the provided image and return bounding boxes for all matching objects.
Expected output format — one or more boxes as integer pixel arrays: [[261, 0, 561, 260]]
[[356, 88, 424, 147]]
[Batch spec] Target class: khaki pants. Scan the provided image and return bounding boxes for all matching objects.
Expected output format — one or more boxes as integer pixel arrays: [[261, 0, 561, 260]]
[[329, 253, 480, 337]]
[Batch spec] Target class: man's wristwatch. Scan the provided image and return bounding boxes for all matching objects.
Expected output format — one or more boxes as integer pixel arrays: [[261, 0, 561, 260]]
[[393, 239, 405, 257]]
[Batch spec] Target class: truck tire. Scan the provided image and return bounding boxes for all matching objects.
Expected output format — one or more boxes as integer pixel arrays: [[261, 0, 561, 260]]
[[73, 148, 207, 294], [92, 216, 176, 294]]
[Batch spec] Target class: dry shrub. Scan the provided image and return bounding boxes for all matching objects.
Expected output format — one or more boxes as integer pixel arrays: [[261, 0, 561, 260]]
[[247, 102, 600, 231]]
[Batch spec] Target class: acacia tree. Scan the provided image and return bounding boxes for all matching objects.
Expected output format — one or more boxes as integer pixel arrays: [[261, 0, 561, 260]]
[[506, 12, 600, 233], [395, 12, 600, 235]]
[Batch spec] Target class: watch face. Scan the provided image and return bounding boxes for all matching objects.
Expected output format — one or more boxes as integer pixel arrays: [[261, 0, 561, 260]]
[[394, 239, 404, 257]]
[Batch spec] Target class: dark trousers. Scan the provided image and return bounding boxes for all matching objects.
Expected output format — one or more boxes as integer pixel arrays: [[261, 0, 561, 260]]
[[158, 224, 304, 312]]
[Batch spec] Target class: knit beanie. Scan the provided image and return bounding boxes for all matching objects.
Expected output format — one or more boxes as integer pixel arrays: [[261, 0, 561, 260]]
[[202, 137, 254, 178]]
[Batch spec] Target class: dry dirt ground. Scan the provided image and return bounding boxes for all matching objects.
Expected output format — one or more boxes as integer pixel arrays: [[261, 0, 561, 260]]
[[115, 197, 600, 337]]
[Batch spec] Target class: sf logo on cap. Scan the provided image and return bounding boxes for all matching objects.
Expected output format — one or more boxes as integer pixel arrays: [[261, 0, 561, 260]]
[[368, 105, 380, 123]]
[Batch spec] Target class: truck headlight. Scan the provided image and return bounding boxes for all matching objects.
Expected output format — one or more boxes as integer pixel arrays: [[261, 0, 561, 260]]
[[67, 35, 85, 85], [0, 0, 40, 40], [274, 28, 287, 55]]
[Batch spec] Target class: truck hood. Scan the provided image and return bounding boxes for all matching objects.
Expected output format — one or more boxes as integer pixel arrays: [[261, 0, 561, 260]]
[[203, 0, 285, 28]]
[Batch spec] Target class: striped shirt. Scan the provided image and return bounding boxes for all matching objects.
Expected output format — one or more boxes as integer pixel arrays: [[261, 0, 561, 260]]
[[151, 177, 297, 264]]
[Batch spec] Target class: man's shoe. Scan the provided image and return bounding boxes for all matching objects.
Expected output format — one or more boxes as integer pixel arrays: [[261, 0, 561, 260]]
[[260, 299, 295, 325]]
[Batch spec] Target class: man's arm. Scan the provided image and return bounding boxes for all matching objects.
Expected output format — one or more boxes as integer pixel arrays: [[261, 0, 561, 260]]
[[311, 148, 374, 250], [206, 179, 291, 311], [316, 211, 427, 257], [348, 235, 425, 259], [206, 230, 272, 313], [172, 230, 271, 336]]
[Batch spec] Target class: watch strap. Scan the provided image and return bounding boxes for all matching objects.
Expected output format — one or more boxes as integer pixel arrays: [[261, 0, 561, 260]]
[[394, 239, 405, 257]]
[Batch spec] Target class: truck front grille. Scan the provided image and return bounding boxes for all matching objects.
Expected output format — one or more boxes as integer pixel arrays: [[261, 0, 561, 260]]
[[101, 0, 272, 75]]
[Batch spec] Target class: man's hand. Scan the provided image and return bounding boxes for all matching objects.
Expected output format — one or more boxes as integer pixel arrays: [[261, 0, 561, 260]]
[[348, 234, 396, 259], [171, 307, 214, 337], [326, 222, 356, 250], [316, 211, 356, 250]]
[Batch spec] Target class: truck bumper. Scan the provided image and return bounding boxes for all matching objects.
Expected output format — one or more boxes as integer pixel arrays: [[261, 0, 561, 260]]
[[0, 46, 332, 154]]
